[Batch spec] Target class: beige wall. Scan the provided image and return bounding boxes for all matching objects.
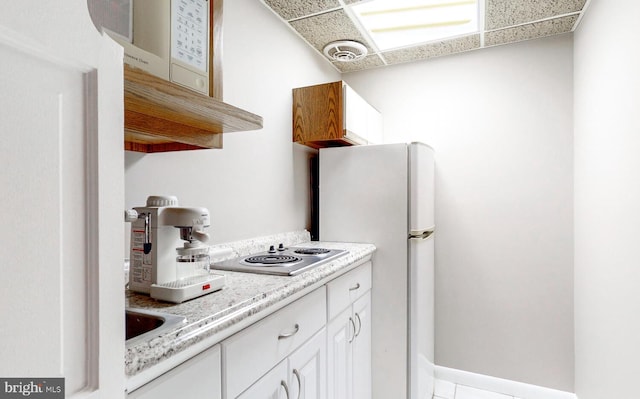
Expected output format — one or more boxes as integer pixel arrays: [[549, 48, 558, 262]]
[[574, 1, 640, 398], [344, 35, 575, 391]]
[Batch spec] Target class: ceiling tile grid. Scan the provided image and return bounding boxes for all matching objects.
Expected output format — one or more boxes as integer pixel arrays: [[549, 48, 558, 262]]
[[259, 0, 589, 72], [262, 0, 341, 21]]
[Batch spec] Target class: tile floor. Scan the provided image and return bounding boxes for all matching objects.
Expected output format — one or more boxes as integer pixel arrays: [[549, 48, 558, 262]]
[[434, 379, 523, 399]]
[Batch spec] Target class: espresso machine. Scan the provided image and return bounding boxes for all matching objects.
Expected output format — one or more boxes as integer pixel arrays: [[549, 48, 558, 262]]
[[126, 195, 225, 303]]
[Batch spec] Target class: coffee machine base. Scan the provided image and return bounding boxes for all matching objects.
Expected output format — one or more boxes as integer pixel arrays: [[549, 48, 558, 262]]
[[150, 273, 226, 303]]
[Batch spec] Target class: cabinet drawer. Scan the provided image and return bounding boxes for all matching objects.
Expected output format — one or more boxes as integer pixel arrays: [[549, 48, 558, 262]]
[[223, 287, 327, 398], [327, 262, 372, 321]]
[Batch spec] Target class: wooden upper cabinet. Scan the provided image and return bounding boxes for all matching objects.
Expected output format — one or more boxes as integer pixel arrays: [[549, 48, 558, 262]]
[[95, 0, 263, 152], [293, 81, 382, 149]]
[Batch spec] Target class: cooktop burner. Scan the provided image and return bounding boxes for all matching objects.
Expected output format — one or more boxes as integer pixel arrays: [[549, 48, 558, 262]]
[[244, 254, 302, 265], [211, 245, 347, 276]]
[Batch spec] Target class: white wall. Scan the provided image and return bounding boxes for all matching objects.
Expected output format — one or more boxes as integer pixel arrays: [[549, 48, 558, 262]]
[[122, 1, 640, 394], [124, 0, 339, 245], [344, 35, 575, 391], [573, 1, 640, 398]]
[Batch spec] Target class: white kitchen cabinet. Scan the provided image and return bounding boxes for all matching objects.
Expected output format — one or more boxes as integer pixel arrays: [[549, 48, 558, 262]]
[[326, 263, 372, 399], [0, 1, 124, 398], [351, 293, 372, 399], [237, 360, 290, 399], [287, 329, 327, 399], [365, 104, 383, 145], [238, 329, 326, 399], [343, 84, 383, 145], [223, 287, 327, 399], [128, 345, 221, 399], [327, 306, 354, 398]]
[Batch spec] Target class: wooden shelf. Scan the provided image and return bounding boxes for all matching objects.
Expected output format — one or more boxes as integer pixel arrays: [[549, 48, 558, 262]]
[[124, 64, 263, 153]]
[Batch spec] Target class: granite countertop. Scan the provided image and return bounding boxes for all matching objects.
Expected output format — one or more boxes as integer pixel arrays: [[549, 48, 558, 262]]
[[124, 230, 375, 387]]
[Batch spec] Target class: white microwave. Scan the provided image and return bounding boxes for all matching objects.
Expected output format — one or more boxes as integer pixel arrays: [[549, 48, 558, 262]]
[[99, 0, 211, 95]]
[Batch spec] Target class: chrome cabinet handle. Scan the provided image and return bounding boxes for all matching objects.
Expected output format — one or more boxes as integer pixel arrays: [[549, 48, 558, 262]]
[[280, 380, 290, 399], [354, 312, 362, 337], [278, 324, 300, 340], [349, 283, 361, 291], [293, 369, 302, 399], [348, 317, 356, 343]]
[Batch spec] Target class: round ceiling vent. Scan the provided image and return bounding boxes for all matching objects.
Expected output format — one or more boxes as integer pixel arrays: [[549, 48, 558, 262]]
[[323, 40, 368, 62]]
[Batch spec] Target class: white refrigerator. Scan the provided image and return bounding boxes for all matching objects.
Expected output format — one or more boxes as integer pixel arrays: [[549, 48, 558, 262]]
[[319, 142, 435, 399]]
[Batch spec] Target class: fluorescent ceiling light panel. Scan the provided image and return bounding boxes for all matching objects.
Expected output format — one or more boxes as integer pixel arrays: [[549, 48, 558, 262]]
[[351, 0, 479, 51]]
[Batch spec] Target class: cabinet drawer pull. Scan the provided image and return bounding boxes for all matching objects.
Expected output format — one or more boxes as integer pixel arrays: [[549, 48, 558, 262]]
[[281, 380, 290, 399], [293, 369, 302, 399], [355, 312, 362, 337], [278, 324, 300, 340], [348, 317, 356, 343], [349, 283, 361, 291]]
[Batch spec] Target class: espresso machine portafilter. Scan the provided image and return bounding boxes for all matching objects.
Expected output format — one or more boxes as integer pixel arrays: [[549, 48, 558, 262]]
[[162, 206, 211, 245]]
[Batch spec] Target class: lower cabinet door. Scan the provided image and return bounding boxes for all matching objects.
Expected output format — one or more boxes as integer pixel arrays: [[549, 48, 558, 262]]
[[327, 307, 354, 399], [288, 329, 326, 399], [128, 345, 221, 399], [237, 360, 289, 399], [352, 292, 372, 399]]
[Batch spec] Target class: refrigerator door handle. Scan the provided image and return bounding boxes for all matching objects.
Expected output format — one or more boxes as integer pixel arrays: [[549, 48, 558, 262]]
[[409, 229, 434, 241]]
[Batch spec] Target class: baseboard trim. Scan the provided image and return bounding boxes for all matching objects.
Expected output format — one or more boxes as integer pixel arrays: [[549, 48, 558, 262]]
[[435, 366, 578, 399]]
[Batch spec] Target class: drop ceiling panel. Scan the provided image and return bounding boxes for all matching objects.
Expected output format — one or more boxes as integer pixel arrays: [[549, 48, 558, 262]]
[[485, 15, 579, 47], [262, 0, 340, 21], [486, 0, 587, 30], [382, 34, 481, 65]]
